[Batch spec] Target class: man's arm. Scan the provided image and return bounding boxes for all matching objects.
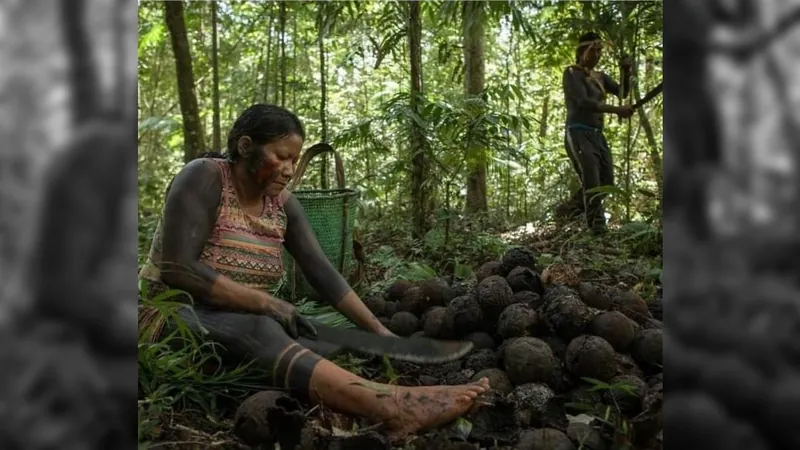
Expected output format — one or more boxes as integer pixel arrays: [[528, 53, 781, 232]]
[[159, 159, 275, 314], [282, 194, 391, 335], [563, 67, 622, 114]]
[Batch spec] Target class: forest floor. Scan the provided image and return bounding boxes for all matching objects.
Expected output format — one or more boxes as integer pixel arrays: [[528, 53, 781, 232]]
[[138, 218, 663, 450]]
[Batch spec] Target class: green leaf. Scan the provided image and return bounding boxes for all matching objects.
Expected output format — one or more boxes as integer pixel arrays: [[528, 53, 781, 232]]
[[451, 417, 473, 440], [403, 262, 438, 280], [582, 377, 612, 391], [454, 264, 475, 280], [138, 22, 164, 54]]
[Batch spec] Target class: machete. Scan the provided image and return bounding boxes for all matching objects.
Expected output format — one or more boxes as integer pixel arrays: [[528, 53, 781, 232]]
[[632, 81, 663, 110], [301, 320, 474, 364]]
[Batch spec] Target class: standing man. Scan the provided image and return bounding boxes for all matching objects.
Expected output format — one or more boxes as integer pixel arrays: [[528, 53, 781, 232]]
[[561, 31, 633, 234]]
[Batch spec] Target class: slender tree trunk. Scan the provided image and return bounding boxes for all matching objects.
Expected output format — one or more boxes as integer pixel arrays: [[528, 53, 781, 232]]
[[514, 26, 526, 217], [115, 0, 133, 118], [408, 0, 428, 240], [279, 1, 287, 107], [292, 13, 297, 107], [444, 183, 451, 247], [620, 1, 635, 220], [263, 8, 274, 102], [211, 1, 221, 152], [539, 96, 549, 138], [634, 81, 663, 198], [61, 0, 99, 124], [143, 41, 167, 154], [164, 1, 205, 162], [505, 28, 512, 219], [317, 1, 329, 188], [196, 3, 205, 121], [1, 0, 63, 285], [252, 45, 264, 105], [361, 54, 376, 218], [463, 0, 487, 213], [272, 11, 280, 106], [623, 111, 633, 222]]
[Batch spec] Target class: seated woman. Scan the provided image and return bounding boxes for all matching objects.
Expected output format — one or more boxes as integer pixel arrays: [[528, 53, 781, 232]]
[[138, 104, 489, 440]]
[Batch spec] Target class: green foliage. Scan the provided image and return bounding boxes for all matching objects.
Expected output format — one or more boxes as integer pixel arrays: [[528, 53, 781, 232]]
[[136, 2, 663, 442], [137, 290, 272, 445], [565, 376, 641, 449], [366, 245, 439, 288], [362, 219, 507, 296], [381, 354, 400, 384], [138, 0, 663, 234], [423, 222, 510, 266], [296, 299, 356, 329], [136, 289, 366, 446], [583, 377, 637, 396]]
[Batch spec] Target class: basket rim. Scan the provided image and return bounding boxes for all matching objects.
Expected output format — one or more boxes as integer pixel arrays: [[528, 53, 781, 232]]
[[292, 188, 360, 198], [292, 187, 360, 193]]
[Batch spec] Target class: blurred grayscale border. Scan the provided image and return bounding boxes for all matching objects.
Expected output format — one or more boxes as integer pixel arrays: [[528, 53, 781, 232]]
[[0, 0, 138, 448], [0, 0, 797, 448], [664, 0, 800, 449]]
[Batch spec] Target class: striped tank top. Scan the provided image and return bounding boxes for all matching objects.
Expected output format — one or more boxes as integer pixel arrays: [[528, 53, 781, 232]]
[[138, 158, 287, 300]]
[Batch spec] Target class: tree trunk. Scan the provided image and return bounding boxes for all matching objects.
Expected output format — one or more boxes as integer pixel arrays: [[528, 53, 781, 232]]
[[164, 1, 205, 163], [252, 45, 264, 105], [196, 3, 205, 120], [0, 0, 65, 287], [115, 0, 134, 119], [361, 52, 377, 218], [408, 0, 428, 240], [292, 13, 297, 107], [279, 1, 287, 107], [663, 0, 717, 239], [633, 81, 663, 199], [272, 9, 280, 106], [263, 7, 274, 102], [210, 1, 221, 152], [60, 0, 99, 124], [514, 26, 526, 216], [623, 110, 633, 222], [539, 96, 549, 138], [463, 0, 487, 213], [317, 1, 329, 188], [505, 28, 512, 219]]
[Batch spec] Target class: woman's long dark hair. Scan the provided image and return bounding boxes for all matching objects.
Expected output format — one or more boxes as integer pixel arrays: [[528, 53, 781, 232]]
[[198, 103, 305, 162]]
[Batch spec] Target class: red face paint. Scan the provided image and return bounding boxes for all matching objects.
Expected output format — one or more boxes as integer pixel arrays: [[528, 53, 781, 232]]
[[253, 151, 283, 186], [256, 164, 273, 184]]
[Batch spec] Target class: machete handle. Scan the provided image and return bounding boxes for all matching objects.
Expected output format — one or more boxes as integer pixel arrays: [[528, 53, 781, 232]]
[[297, 315, 319, 339]]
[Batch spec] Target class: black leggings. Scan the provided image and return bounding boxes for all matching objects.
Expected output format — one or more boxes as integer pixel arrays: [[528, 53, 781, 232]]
[[159, 307, 342, 401]]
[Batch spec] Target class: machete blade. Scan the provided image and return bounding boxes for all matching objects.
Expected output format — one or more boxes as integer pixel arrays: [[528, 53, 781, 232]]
[[632, 81, 663, 110], [305, 322, 473, 364]]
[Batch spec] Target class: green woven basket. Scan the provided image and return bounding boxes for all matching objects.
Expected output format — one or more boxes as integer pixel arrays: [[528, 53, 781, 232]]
[[282, 143, 361, 302]]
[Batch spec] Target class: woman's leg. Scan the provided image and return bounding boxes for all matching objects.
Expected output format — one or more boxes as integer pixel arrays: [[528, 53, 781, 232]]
[[307, 358, 489, 439], [165, 306, 490, 439]]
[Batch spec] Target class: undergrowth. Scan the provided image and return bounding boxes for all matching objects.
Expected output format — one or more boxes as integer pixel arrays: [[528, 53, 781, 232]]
[[568, 377, 645, 450], [136, 289, 360, 449], [137, 290, 265, 448], [136, 214, 662, 448]]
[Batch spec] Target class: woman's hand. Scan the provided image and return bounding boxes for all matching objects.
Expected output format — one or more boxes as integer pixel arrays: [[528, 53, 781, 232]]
[[376, 326, 397, 338], [331, 291, 401, 337], [265, 297, 317, 339]]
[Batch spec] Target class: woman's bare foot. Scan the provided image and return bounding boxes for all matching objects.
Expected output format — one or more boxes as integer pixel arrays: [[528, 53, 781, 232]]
[[306, 359, 490, 441], [373, 377, 491, 440]]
